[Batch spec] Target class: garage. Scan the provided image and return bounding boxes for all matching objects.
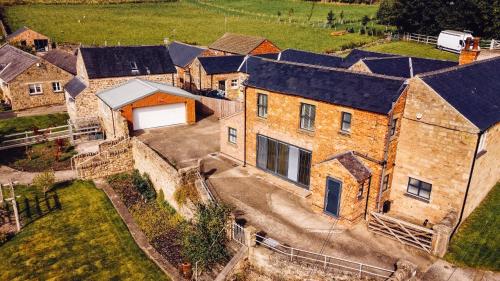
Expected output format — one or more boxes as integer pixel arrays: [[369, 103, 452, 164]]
[[133, 103, 186, 130], [97, 78, 199, 137]]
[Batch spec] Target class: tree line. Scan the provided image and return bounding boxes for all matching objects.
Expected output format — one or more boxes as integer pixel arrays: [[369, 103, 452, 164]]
[[377, 0, 500, 39]]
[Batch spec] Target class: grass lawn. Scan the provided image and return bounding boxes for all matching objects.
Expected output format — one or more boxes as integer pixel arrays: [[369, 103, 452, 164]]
[[0, 113, 69, 136], [4, 2, 385, 53], [0, 181, 169, 281], [445, 183, 500, 271], [365, 41, 459, 61]]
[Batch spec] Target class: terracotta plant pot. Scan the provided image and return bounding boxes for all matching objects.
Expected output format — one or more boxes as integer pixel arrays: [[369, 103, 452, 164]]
[[181, 262, 192, 279]]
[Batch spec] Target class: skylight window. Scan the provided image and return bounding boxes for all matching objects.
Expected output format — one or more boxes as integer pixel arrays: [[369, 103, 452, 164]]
[[130, 61, 139, 72]]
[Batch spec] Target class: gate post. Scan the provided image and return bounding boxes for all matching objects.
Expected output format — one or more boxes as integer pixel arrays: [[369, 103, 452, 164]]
[[431, 211, 457, 257]]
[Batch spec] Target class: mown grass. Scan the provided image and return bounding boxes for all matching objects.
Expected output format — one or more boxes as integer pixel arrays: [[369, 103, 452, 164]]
[[0, 113, 69, 136], [365, 41, 459, 61], [0, 181, 169, 281], [445, 183, 500, 271], [4, 2, 383, 52]]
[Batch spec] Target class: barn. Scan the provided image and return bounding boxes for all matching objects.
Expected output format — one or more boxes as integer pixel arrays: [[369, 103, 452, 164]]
[[97, 78, 199, 138]]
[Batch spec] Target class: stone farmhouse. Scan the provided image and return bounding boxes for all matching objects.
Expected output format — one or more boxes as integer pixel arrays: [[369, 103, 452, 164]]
[[96, 78, 199, 138], [0, 44, 73, 110], [220, 49, 500, 232], [65, 45, 177, 120], [208, 33, 280, 56], [5, 26, 51, 53]]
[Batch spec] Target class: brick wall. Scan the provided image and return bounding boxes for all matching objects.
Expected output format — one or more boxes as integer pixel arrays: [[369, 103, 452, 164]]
[[245, 87, 389, 219], [5, 61, 72, 110], [220, 111, 244, 162], [249, 40, 280, 55], [388, 78, 478, 225]]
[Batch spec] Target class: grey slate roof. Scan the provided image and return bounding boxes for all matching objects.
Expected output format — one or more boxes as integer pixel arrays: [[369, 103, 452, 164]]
[[97, 79, 199, 110], [198, 55, 246, 75], [209, 33, 268, 55], [80, 45, 176, 79], [342, 49, 399, 68], [362, 56, 457, 78], [65, 76, 88, 99], [421, 57, 500, 131], [278, 49, 343, 68], [323, 151, 371, 183], [168, 41, 206, 68], [42, 49, 77, 75], [0, 44, 39, 83], [244, 58, 406, 114]]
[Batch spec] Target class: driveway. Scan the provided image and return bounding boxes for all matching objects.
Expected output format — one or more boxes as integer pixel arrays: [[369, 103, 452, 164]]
[[203, 153, 435, 273], [136, 116, 220, 169]]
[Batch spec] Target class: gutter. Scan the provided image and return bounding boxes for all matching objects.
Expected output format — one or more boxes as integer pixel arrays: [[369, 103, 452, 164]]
[[451, 131, 481, 238]]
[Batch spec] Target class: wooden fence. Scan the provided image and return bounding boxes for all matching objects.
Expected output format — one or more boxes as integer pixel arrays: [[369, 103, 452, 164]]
[[197, 97, 243, 119], [401, 32, 500, 50]]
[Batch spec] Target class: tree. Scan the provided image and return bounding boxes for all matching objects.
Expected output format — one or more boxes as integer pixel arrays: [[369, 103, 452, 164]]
[[32, 171, 55, 195], [361, 15, 370, 26], [339, 10, 345, 24], [327, 10, 336, 28]]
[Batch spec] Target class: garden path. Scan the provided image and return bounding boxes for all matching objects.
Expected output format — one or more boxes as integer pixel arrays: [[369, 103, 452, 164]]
[[0, 165, 76, 185]]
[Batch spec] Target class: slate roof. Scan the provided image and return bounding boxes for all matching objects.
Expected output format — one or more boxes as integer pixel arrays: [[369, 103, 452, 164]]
[[421, 57, 500, 131], [245, 58, 406, 114], [209, 33, 268, 55], [168, 41, 206, 68], [97, 79, 199, 110], [323, 152, 371, 183], [198, 55, 246, 75], [254, 53, 279, 60], [65, 76, 88, 99], [0, 44, 39, 83], [42, 49, 77, 75], [79, 45, 176, 79], [5, 27, 29, 40], [342, 49, 398, 68], [278, 49, 343, 68], [362, 56, 457, 78]]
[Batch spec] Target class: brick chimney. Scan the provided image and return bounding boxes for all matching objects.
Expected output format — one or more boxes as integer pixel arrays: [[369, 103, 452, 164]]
[[459, 37, 481, 65]]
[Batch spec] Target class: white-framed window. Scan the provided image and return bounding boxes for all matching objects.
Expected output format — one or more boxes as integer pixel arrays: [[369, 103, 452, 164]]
[[231, 79, 238, 88], [390, 118, 398, 136], [407, 177, 432, 201], [130, 61, 138, 71], [52, 81, 62, 92], [228, 127, 237, 144], [478, 133, 487, 152], [257, 93, 268, 118], [28, 83, 43, 95], [300, 103, 316, 131], [341, 112, 352, 132]]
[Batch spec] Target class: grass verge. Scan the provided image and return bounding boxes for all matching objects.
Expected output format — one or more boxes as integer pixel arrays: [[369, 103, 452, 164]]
[[0, 113, 69, 136], [445, 183, 500, 271], [0, 181, 169, 280], [364, 41, 459, 61]]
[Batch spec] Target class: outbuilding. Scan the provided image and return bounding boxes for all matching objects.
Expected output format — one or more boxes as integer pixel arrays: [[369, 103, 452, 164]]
[[97, 78, 199, 138]]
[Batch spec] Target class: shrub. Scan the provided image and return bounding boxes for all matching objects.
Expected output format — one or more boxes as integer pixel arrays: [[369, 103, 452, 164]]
[[182, 202, 231, 270], [32, 171, 55, 194], [0, 232, 12, 246], [174, 183, 199, 207], [130, 202, 184, 241], [132, 170, 156, 201]]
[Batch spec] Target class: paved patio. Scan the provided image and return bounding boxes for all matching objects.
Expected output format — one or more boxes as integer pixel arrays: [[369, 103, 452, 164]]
[[135, 116, 220, 169], [202, 153, 435, 273]]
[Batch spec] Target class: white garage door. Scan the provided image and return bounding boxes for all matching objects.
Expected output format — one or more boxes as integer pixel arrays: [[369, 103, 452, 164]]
[[133, 103, 186, 130]]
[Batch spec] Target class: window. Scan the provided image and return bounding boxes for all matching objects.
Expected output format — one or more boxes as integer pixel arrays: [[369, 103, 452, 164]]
[[257, 135, 311, 188], [28, 84, 43, 95], [407, 177, 432, 200], [231, 79, 238, 88], [300, 103, 315, 131], [390, 118, 398, 136], [382, 174, 390, 191], [130, 61, 138, 71], [228, 127, 237, 144], [218, 80, 226, 91], [257, 93, 268, 118], [357, 180, 369, 200], [52, 82, 62, 92], [478, 133, 487, 152], [341, 112, 352, 132]]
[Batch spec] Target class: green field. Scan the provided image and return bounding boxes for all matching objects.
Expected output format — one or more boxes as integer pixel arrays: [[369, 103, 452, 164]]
[[0, 113, 69, 135], [4, 1, 384, 53], [365, 41, 459, 61], [0, 181, 168, 280], [445, 183, 500, 271]]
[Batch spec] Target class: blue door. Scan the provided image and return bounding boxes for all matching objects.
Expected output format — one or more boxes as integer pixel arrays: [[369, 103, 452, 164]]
[[325, 178, 342, 217]]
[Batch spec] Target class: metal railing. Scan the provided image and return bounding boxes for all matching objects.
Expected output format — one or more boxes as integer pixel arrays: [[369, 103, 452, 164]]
[[196, 170, 217, 203], [255, 233, 395, 280], [231, 222, 246, 246]]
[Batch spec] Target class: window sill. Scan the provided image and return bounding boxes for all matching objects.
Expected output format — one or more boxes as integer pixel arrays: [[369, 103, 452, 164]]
[[338, 130, 351, 136], [29, 93, 43, 96], [256, 116, 268, 121], [298, 128, 315, 136], [476, 150, 487, 159], [54, 90, 64, 93], [227, 141, 238, 147], [404, 193, 430, 203]]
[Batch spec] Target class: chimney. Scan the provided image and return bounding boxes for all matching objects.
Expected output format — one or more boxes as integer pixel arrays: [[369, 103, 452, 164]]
[[459, 37, 481, 65]]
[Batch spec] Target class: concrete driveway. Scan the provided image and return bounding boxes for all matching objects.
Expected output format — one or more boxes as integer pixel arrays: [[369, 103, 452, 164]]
[[136, 116, 220, 169], [203, 153, 435, 273]]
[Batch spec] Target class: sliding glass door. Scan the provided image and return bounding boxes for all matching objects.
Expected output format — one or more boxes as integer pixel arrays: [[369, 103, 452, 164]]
[[256, 135, 311, 188]]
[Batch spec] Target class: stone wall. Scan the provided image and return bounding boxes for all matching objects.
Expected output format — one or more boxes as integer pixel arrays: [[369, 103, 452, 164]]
[[245, 87, 389, 221], [132, 138, 197, 218], [7, 29, 50, 51], [219, 111, 244, 163], [464, 123, 500, 220], [388, 78, 478, 225], [349, 61, 372, 73], [97, 98, 129, 139], [5, 60, 72, 110]]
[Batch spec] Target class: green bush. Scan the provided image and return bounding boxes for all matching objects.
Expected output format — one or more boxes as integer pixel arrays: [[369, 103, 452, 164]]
[[182, 202, 231, 270], [132, 170, 156, 201], [174, 183, 199, 207]]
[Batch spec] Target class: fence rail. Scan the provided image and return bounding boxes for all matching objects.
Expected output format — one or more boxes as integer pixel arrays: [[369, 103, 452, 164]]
[[254, 233, 395, 279], [401, 32, 500, 50]]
